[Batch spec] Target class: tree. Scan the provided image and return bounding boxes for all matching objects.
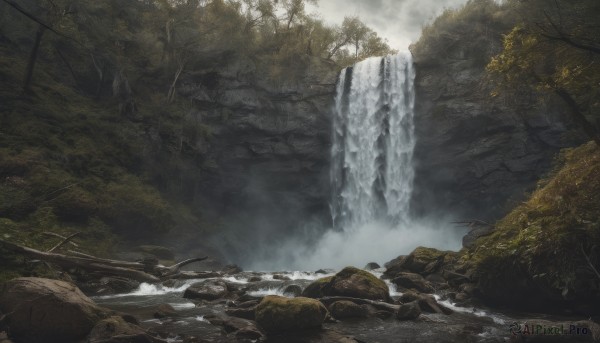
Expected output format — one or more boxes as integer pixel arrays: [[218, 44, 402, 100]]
[[487, 0, 600, 146]]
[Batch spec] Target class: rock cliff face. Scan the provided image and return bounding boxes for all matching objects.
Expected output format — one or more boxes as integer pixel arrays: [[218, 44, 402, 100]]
[[408, 16, 581, 221], [178, 55, 338, 255]]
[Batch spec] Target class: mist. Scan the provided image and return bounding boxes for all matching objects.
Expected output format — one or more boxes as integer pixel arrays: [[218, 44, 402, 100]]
[[246, 218, 468, 271]]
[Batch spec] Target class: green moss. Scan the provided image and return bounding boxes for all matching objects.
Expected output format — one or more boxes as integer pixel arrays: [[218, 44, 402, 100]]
[[301, 276, 333, 298], [330, 266, 390, 301], [255, 295, 328, 332], [465, 142, 600, 308]]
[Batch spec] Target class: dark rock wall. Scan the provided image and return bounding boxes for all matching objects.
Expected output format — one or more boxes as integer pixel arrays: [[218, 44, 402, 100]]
[[409, 21, 580, 221], [178, 55, 338, 256]]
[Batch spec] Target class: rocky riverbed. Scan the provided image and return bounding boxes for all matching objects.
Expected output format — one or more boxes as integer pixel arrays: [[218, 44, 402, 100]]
[[1, 248, 598, 343]]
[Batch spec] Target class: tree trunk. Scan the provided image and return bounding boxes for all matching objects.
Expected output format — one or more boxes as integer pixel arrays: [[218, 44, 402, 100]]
[[23, 24, 45, 93]]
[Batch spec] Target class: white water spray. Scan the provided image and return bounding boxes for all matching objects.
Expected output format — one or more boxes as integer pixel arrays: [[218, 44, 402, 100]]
[[331, 53, 415, 228]]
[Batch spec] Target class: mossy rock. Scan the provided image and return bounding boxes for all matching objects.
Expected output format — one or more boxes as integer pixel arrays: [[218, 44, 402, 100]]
[[406, 247, 449, 272], [329, 267, 390, 301], [301, 276, 333, 298], [255, 295, 328, 332], [466, 142, 600, 314]]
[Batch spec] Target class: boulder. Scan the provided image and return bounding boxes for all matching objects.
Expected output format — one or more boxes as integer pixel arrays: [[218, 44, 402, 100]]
[[385, 247, 449, 277], [399, 291, 453, 315], [329, 300, 369, 319], [183, 279, 228, 300], [0, 277, 108, 343], [301, 276, 333, 298], [225, 307, 256, 320], [328, 267, 390, 301], [396, 301, 421, 320], [153, 304, 177, 319], [255, 295, 328, 332], [392, 272, 435, 293], [364, 262, 381, 270], [283, 284, 303, 297], [273, 274, 291, 281], [222, 264, 243, 275], [88, 316, 157, 343]]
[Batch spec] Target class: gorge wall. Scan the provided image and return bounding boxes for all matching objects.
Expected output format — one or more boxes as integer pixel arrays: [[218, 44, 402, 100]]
[[408, 9, 581, 222], [174, 55, 338, 256]]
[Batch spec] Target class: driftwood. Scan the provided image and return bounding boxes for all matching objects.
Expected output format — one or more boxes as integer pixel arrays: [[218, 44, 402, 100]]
[[41, 232, 79, 247], [318, 296, 400, 313], [47, 232, 81, 253], [0, 239, 208, 283]]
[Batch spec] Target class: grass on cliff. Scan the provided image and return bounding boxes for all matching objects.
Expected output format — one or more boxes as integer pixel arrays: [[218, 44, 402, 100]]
[[465, 141, 600, 302]]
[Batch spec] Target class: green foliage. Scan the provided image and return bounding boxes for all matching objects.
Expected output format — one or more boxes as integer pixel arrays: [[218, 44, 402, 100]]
[[412, 0, 512, 64], [486, 0, 600, 143], [466, 142, 600, 303]]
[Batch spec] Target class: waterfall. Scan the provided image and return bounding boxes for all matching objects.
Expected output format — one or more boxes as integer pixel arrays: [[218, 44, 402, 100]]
[[250, 52, 464, 270], [331, 53, 416, 230]]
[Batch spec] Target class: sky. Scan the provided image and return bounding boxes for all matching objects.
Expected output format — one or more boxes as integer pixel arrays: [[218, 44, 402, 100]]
[[306, 0, 471, 50]]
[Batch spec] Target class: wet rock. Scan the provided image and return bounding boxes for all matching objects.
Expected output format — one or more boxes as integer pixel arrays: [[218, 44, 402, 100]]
[[225, 307, 256, 320], [255, 295, 328, 332], [204, 314, 264, 340], [88, 316, 157, 343], [236, 300, 260, 308], [0, 277, 108, 343], [328, 267, 390, 301], [398, 291, 453, 315], [78, 276, 141, 296], [283, 284, 303, 297], [153, 304, 177, 319], [301, 276, 333, 298], [455, 292, 470, 302], [172, 271, 222, 280], [459, 283, 478, 295], [183, 279, 229, 300], [315, 269, 332, 274], [248, 276, 262, 282], [273, 274, 291, 281], [329, 300, 369, 319], [364, 262, 381, 270], [425, 273, 446, 284], [392, 272, 435, 293], [396, 301, 421, 320], [222, 264, 243, 275], [385, 247, 450, 278]]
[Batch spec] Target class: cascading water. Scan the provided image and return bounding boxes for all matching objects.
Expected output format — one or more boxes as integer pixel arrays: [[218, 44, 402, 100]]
[[250, 52, 464, 270], [331, 53, 416, 230]]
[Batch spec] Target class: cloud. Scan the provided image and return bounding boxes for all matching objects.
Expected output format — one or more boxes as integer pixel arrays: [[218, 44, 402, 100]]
[[307, 0, 470, 50]]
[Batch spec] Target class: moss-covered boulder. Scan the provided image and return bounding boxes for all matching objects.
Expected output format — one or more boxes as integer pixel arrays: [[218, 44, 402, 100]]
[[330, 267, 390, 301], [301, 276, 333, 298], [255, 295, 328, 332], [384, 247, 451, 278], [302, 268, 390, 301]]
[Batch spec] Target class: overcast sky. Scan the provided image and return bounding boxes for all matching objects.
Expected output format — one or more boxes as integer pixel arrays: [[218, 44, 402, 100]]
[[306, 0, 470, 50]]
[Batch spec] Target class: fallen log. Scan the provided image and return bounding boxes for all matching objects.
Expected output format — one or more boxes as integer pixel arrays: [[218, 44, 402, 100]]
[[0, 239, 207, 284]]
